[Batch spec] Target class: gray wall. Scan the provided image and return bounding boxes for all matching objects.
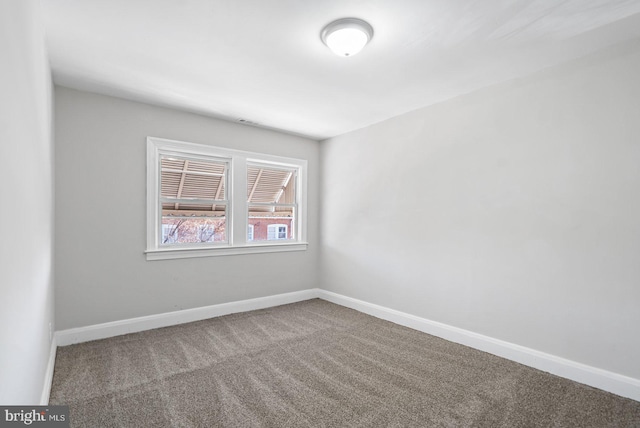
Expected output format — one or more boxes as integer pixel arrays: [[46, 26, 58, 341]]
[[54, 87, 320, 330], [320, 40, 640, 379], [0, 0, 55, 404]]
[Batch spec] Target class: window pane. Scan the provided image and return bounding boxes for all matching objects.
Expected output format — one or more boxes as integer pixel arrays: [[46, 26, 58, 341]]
[[248, 205, 294, 241], [247, 164, 296, 242], [161, 210, 226, 245], [160, 154, 227, 245]]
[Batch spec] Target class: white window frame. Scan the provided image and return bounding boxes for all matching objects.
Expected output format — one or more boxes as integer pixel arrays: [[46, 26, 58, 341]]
[[247, 224, 254, 241], [146, 137, 308, 260], [267, 224, 288, 240]]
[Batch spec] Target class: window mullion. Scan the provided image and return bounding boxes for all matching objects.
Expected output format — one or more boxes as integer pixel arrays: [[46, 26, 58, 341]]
[[231, 155, 248, 246]]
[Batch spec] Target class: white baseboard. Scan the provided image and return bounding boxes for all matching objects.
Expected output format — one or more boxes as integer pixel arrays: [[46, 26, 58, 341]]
[[317, 289, 640, 402], [52, 287, 639, 402], [56, 289, 320, 346], [40, 335, 57, 405]]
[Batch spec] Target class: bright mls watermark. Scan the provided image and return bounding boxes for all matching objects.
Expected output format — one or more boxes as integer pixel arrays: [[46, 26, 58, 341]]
[[0, 407, 69, 427]]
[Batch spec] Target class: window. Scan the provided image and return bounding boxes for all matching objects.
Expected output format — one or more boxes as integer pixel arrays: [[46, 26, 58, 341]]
[[158, 154, 228, 246], [267, 224, 288, 240], [147, 137, 307, 260], [248, 164, 296, 242]]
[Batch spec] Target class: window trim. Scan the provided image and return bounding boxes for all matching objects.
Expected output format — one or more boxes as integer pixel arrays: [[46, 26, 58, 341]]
[[146, 137, 308, 260]]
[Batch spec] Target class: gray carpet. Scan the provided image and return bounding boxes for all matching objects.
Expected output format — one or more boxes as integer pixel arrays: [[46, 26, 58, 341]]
[[50, 299, 640, 427]]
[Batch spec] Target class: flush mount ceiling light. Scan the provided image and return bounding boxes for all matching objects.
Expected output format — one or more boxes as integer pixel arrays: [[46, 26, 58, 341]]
[[321, 18, 373, 57]]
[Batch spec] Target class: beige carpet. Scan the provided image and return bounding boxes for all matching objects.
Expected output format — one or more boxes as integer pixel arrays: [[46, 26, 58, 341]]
[[50, 299, 640, 427]]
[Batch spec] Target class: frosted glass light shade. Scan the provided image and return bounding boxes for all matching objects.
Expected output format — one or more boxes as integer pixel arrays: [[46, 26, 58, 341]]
[[321, 18, 373, 57]]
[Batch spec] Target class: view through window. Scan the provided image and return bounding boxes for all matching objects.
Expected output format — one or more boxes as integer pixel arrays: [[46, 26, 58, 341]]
[[160, 155, 228, 245], [247, 164, 296, 242]]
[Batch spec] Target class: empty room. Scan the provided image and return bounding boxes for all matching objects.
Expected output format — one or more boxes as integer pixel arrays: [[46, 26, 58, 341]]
[[2, 0, 640, 426]]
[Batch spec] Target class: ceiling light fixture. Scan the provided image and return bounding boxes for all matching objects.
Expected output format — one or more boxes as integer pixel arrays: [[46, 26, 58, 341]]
[[321, 18, 373, 57]]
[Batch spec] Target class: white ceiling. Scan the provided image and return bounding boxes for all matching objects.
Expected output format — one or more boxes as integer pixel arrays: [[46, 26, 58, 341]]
[[42, 0, 640, 140]]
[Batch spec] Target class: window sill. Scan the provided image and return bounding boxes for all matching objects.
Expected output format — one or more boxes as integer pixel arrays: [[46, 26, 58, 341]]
[[145, 242, 308, 261]]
